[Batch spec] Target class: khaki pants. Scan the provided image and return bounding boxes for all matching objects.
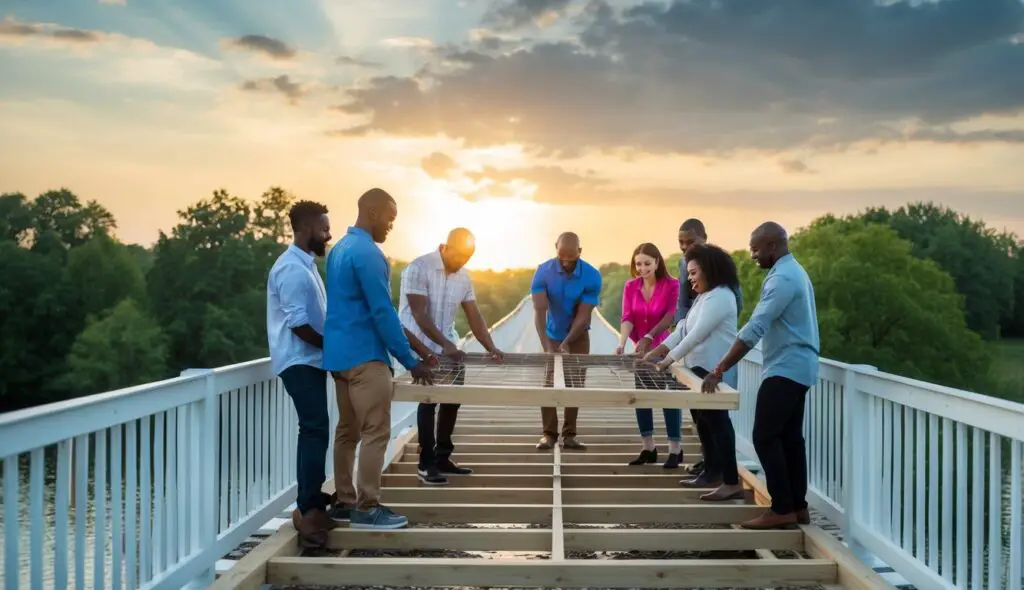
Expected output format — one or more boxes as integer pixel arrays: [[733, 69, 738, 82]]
[[332, 361, 393, 511], [542, 332, 590, 439]]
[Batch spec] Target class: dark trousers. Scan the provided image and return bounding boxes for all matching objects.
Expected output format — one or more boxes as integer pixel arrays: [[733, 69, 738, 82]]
[[689, 366, 740, 486], [633, 358, 683, 441], [753, 376, 810, 514], [280, 364, 329, 514], [418, 360, 466, 467], [542, 332, 590, 439]]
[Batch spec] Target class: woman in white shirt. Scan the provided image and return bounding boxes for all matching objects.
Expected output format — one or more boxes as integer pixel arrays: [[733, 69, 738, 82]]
[[641, 243, 745, 502]]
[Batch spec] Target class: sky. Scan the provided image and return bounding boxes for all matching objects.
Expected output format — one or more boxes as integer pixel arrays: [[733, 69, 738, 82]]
[[1, 0, 1023, 270]]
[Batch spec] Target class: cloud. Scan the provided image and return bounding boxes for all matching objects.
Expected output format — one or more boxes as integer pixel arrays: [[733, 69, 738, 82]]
[[421, 152, 459, 178], [240, 75, 309, 105], [0, 16, 110, 45], [333, 0, 1024, 158], [483, 0, 573, 30], [223, 34, 296, 61], [382, 36, 436, 49], [336, 55, 382, 68], [98, 0, 127, 5], [779, 159, 815, 175]]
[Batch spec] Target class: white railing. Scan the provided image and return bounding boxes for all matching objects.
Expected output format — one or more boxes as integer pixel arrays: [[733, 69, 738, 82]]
[[0, 359, 418, 590], [735, 347, 1024, 590]]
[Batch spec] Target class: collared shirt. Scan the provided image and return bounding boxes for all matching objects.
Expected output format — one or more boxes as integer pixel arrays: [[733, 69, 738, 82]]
[[621, 275, 680, 346], [266, 245, 327, 375], [677, 254, 744, 322], [530, 258, 602, 341], [662, 285, 739, 388], [323, 226, 419, 373], [737, 253, 820, 387], [398, 250, 476, 354]]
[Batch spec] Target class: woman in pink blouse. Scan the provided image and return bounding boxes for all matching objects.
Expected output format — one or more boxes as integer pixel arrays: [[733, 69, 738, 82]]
[[615, 243, 683, 468]]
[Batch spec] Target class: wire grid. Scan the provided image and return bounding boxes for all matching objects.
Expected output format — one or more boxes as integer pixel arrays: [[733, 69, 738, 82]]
[[394, 352, 689, 391]]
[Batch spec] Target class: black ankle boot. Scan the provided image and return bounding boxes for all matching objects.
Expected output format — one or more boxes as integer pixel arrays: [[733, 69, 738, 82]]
[[628, 449, 658, 465], [662, 452, 682, 469]]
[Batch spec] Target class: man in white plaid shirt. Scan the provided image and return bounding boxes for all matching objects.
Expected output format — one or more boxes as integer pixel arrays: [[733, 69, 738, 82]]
[[399, 228, 504, 485]]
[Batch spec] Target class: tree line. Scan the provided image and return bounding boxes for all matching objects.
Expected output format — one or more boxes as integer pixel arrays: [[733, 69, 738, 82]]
[[1, 189, 1021, 412]]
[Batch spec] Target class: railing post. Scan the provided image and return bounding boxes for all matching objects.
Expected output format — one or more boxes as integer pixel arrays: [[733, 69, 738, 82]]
[[842, 363, 862, 553], [185, 371, 220, 588]]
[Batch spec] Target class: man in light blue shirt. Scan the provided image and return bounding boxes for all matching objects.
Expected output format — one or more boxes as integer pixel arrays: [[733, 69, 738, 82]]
[[323, 188, 433, 531], [701, 221, 820, 531], [266, 200, 333, 547]]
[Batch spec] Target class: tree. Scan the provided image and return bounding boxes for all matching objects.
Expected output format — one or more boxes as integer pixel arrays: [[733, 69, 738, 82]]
[[56, 299, 169, 395], [30, 188, 116, 248], [849, 202, 1016, 339], [66, 233, 146, 319], [784, 220, 988, 388], [0, 192, 35, 244]]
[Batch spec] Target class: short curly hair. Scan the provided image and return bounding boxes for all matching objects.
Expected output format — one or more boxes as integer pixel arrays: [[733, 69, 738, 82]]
[[684, 243, 740, 292], [288, 200, 329, 231]]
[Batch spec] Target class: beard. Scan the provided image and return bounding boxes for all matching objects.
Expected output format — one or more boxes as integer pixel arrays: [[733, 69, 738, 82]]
[[310, 238, 327, 257]]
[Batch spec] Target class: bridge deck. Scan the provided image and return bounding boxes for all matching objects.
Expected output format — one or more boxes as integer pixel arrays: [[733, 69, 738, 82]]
[[214, 405, 890, 590]]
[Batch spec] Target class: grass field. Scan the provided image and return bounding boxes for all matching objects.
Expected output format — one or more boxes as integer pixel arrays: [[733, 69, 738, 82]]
[[986, 338, 1024, 404]]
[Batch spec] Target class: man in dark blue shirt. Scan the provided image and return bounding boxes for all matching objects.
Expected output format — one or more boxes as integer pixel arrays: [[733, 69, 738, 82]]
[[530, 232, 602, 451], [323, 188, 433, 531]]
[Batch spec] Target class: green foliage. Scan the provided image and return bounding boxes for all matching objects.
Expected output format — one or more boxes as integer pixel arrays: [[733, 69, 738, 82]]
[[66, 234, 146, 318], [844, 202, 1018, 339], [56, 299, 169, 395], [987, 339, 1024, 404]]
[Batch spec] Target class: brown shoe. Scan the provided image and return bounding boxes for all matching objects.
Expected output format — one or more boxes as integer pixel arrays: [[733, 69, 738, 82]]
[[796, 507, 810, 525], [561, 437, 586, 450], [740, 509, 799, 530], [294, 508, 330, 547], [536, 435, 555, 450], [699, 484, 746, 502]]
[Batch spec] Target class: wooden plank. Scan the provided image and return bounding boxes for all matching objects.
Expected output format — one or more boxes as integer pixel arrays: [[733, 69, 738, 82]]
[[382, 473, 552, 488], [552, 443, 564, 561], [453, 425, 688, 435], [562, 474, 698, 488], [208, 527, 299, 590], [326, 528, 551, 552], [561, 463, 703, 476], [451, 434, 700, 443], [381, 503, 552, 524], [554, 353, 567, 389], [407, 442, 694, 454], [563, 504, 767, 525], [562, 488, 755, 504], [380, 486, 552, 504], [395, 452, 553, 464], [564, 529, 805, 552], [267, 557, 838, 588], [393, 383, 739, 410], [389, 462, 554, 475], [560, 449, 703, 462]]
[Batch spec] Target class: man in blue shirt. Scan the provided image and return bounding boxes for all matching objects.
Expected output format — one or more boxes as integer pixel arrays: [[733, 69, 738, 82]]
[[701, 221, 820, 531], [323, 188, 434, 531], [531, 232, 602, 451]]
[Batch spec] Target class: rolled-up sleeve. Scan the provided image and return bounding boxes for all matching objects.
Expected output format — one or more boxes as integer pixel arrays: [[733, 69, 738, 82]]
[[737, 274, 795, 348], [354, 250, 419, 370], [400, 261, 428, 297], [276, 264, 312, 329], [620, 282, 635, 325]]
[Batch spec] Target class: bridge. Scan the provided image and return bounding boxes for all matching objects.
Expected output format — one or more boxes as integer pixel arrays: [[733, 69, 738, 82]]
[[1, 296, 1022, 589]]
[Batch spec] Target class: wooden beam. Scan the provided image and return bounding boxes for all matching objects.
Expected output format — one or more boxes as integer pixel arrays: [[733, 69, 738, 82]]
[[407, 442, 700, 454], [451, 434, 701, 443], [560, 449, 703, 462], [379, 503, 552, 524], [326, 528, 551, 552], [389, 462, 555, 475], [561, 474, 699, 488], [267, 557, 838, 588], [554, 353, 567, 389], [453, 425, 686, 435], [564, 529, 805, 552], [395, 452, 553, 463], [562, 504, 767, 525], [382, 473, 552, 488], [393, 383, 739, 410], [380, 486, 553, 504], [561, 488, 754, 504], [560, 463, 707, 476], [668, 363, 738, 396], [208, 527, 299, 590], [552, 443, 565, 561], [388, 462, 723, 476]]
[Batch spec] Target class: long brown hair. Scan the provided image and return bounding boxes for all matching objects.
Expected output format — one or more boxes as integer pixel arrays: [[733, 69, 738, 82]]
[[629, 243, 669, 279]]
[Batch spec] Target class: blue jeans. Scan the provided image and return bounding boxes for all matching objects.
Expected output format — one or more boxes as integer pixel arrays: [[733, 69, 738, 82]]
[[633, 360, 683, 441], [280, 364, 329, 514]]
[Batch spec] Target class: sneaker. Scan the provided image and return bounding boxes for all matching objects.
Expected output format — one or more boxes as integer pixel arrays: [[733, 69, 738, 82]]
[[350, 505, 409, 530], [327, 503, 351, 524], [437, 459, 473, 476], [417, 465, 449, 485]]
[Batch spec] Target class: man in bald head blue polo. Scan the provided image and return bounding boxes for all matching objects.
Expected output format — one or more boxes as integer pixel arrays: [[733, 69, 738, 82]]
[[531, 232, 603, 451]]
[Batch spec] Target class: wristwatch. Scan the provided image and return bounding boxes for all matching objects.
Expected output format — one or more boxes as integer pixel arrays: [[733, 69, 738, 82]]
[[641, 334, 653, 342]]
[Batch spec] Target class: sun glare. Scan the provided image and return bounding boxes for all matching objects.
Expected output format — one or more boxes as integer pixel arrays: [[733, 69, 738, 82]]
[[410, 190, 552, 271]]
